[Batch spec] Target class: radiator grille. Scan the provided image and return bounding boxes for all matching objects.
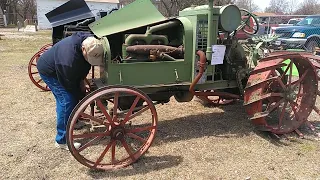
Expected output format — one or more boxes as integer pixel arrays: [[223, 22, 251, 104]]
[[196, 19, 208, 51]]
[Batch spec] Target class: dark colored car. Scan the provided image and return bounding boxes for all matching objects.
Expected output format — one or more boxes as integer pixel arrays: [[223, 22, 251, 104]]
[[272, 15, 320, 53]]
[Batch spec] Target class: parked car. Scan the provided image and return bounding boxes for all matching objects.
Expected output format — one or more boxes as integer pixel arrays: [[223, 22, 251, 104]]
[[270, 18, 303, 35], [278, 18, 303, 27], [272, 15, 320, 53]]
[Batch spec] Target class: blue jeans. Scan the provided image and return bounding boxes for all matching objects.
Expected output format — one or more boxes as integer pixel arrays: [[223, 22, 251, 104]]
[[39, 73, 78, 144]]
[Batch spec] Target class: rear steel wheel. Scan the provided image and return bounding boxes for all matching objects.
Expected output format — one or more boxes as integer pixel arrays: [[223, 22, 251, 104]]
[[310, 56, 320, 119], [244, 53, 318, 135], [66, 86, 158, 170]]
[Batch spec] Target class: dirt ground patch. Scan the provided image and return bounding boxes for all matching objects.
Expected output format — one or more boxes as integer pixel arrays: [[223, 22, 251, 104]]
[[1, 28, 320, 180]]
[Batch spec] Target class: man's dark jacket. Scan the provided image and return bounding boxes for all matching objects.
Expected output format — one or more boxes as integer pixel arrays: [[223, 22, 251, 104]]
[[37, 32, 92, 100]]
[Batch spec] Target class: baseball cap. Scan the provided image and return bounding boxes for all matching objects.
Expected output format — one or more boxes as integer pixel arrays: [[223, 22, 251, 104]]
[[82, 36, 104, 66]]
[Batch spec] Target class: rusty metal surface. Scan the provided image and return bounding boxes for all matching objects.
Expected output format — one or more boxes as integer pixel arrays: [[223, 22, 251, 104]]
[[126, 45, 184, 56], [244, 52, 319, 135]]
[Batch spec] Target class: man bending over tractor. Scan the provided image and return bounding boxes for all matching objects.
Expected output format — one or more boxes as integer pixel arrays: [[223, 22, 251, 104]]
[[37, 32, 104, 150]]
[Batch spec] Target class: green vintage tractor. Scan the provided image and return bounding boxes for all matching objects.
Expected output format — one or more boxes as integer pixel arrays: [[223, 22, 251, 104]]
[[60, 0, 320, 170]]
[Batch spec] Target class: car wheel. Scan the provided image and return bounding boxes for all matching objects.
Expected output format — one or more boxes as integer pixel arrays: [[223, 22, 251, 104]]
[[305, 39, 319, 54]]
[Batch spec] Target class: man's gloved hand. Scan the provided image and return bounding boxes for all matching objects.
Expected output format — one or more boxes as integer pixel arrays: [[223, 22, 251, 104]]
[[80, 80, 86, 94], [76, 80, 87, 101]]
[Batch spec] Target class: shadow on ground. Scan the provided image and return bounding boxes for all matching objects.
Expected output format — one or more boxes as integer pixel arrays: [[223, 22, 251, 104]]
[[86, 155, 183, 178], [153, 103, 253, 145], [255, 120, 320, 147]]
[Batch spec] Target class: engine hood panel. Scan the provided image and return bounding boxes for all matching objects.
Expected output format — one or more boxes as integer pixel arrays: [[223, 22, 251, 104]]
[[89, 0, 167, 37], [45, 0, 94, 28]]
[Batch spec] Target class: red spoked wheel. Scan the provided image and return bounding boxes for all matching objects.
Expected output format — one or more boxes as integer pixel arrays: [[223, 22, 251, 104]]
[[28, 44, 52, 91], [244, 53, 318, 135], [29, 43, 92, 92], [66, 85, 158, 170]]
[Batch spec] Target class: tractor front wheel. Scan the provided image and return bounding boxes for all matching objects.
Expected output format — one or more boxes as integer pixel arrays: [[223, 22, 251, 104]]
[[66, 85, 158, 170]]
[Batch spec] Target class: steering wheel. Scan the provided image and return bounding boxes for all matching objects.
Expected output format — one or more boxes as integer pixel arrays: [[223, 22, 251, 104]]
[[237, 8, 259, 35]]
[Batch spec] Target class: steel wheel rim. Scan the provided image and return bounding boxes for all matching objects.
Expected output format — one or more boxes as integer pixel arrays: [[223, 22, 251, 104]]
[[39, 43, 53, 51], [244, 54, 318, 134], [67, 86, 158, 170], [28, 48, 51, 91]]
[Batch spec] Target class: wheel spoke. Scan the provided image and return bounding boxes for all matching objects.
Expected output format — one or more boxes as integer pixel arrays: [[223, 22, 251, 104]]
[[93, 140, 115, 168], [127, 133, 147, 143], [126, 125, 156, 134], [96, 99, 115, 126], [111, 141, 116, 164], [80, 112, 110, 126], [113, 92, 119, 118], [78, 136, 104, 152], [288, 61, 293, 88], [120, 139, 135, 161], [31, 72, 38, 75], [276, 77, 287, 90], [36, 79, 43, 83], [73, 131, 110, 139], [121, 105, 151, 123], [281, 61, 293, 80], [291, 69, 309, 88], [122, 96, 141, 125], [268, 98, 285, 113]]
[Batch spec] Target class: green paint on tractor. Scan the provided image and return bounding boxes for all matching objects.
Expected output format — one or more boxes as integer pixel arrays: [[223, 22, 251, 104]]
[[282, 59, 299, 76], [88, 0, 247, 91]]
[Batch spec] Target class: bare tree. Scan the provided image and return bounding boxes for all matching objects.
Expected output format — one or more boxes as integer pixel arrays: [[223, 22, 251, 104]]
[[17, 0, 36, 20], [0, 0, 19, 24], [287, 0, 298, 14], [0, 0, 36, 25], [264, 0, 289, 14], [120, 0, 243, 17], [235, 0, 260, 12], [214, 0, 235, 6], [294, 0, 320, 15], [157, 0, 236, 17]]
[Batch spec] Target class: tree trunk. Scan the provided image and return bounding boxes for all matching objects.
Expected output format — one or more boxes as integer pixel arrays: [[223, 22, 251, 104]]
[[13, 4, 17, 25]]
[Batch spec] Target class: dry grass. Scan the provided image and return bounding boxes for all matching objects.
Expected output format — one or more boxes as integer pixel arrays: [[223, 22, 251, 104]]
[[1, 28, 320, 180]]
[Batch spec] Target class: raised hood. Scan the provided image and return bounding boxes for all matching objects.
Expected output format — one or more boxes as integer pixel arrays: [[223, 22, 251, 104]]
[[89, 0, 167, 37], [45, 0, 94, 28]]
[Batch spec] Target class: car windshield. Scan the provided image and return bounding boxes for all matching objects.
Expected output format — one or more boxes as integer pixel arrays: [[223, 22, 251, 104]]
[[296, 16, 320, 26], [288, 20, 298, 24]]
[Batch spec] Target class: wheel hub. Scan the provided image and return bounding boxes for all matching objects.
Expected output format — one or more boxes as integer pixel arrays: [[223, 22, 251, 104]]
[[111, 126, 125, 140], [284, 89, 297, 101]]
